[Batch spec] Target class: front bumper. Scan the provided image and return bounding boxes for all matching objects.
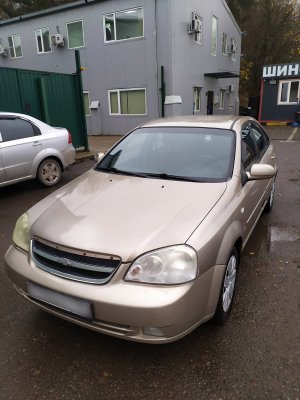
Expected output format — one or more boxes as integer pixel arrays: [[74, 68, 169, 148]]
[[5, 244, 225, 343]]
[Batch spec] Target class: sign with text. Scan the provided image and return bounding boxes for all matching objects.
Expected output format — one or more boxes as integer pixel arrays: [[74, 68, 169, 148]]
[[263, 63, 300, 79]]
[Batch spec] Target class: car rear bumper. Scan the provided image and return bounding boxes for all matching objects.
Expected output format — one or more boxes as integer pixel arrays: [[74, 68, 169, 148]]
[[63, 146, 76, 167], [5, 244, 225, 343]]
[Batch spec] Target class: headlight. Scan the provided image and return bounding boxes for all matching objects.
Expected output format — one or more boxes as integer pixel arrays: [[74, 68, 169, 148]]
[[125, 245, 198, 285], [12, 212, 30, 253]]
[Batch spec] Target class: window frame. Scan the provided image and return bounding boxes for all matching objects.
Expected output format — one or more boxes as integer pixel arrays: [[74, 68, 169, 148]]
[[7, 33, 23, 58], [108, 88, 147, 116], [221, 33, 228, 56], [193, 87, 201, 113], [66, 20, 85, 49], [250, 122, 270, 160], [230, 38, 237, 61], [83, 91, 91, 116], [0, 117, 40, 142], [241, 121, 270, 170], [193, 13, 203, 45], [211, 15, 218, 56], [277, 79, 300, 105], [35, 27, 51, 54], [219, 89, 226, 110], [241, 122, 257, 170], [103, 7, 144, 43]]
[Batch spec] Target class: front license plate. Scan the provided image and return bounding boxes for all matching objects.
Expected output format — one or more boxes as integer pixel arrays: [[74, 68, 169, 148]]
[[27, 282, 93, 320]]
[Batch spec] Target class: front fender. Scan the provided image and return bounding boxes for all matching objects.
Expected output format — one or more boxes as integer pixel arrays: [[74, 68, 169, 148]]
[[216, 220, 243, 265], [204, 221, 243, 317]]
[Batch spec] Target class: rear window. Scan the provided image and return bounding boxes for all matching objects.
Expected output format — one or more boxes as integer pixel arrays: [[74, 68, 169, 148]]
[[96, 127, 236, 182]]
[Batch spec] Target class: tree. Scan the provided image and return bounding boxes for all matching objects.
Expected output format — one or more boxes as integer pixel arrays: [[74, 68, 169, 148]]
[[226, 0, 300, 100], [0, 0, 74, 20]]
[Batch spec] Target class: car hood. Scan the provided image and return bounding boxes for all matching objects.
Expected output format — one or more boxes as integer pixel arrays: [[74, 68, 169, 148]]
[[30, 170, 227, 262]]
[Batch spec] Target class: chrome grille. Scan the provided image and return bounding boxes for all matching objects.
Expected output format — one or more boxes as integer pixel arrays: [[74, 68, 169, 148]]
[[31, 239, 121, 284]]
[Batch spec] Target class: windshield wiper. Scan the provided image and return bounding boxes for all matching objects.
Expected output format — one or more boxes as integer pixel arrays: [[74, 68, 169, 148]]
[[96, 167, 150, 178], [146, 173, 201, 182], [97, 168, 201, 182]]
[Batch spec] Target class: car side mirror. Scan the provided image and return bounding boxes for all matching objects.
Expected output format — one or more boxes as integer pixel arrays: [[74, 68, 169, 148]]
[[246, 164, 276, 181], [94, 152, 105, 162]]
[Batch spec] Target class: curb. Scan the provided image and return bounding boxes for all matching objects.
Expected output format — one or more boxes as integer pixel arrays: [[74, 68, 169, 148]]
[[75, 151, 97, 163], [265, 122, 287, 126]]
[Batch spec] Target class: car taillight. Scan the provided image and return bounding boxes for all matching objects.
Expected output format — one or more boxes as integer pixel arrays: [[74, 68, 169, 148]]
[[68, 131, 72, 144]]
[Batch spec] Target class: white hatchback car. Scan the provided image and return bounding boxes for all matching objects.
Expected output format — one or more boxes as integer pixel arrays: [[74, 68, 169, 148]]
[[0, 112, 75, 187]]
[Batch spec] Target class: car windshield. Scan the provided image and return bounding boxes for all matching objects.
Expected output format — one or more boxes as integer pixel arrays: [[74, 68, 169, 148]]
[[95, 127, 235, 182]]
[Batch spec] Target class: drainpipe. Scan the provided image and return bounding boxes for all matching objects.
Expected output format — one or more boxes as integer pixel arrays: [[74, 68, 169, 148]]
[[75, 50, 89, 151], [155, 0, 166, 118], [160, 66, 166, 117]]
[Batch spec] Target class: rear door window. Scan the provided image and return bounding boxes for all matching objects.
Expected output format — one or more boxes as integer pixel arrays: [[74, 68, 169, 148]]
[[0, 118, 37, 142]]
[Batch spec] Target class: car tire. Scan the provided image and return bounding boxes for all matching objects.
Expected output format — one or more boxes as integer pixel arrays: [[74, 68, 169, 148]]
[[213, 248, 239, 324], [264, 180, 275, 213], [37, 158, 62, 187]]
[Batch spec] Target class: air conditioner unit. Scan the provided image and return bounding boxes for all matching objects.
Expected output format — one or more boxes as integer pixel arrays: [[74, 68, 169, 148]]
[[51, 34, 64, 47], [228, 84, 235, 93], [189, 13, 201, 34], [228, 43, 237, 54], [0, 44, 8, 56], [190, 19, 201, 33]]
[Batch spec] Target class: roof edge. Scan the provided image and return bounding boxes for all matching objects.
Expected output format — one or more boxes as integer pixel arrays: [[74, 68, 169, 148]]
[[221, 0, 242, 36]]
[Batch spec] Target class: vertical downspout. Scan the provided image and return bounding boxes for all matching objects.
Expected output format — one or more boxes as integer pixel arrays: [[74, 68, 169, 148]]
[[155, 0, 165, 117], [161, 66, 165, 117], [75, 50, 89, 151]]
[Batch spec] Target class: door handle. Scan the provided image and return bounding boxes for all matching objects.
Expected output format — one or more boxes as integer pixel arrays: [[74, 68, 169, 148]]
[[271, 154, 276, 159], [33, 141, 42, 146]]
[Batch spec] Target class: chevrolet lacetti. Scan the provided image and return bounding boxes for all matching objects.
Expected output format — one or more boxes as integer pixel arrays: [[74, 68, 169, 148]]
[[5, 116, 277, 343]]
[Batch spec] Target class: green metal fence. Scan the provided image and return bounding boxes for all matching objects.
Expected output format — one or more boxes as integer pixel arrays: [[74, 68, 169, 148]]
[[0, 54, 87, 149]]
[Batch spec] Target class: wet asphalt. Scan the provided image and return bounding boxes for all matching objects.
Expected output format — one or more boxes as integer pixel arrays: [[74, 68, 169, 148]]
[[0, 126, 299, 400]]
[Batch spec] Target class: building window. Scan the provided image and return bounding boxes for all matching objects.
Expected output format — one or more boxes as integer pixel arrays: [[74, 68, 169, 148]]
[[278, 80, 300, 105], [211, 16, 218, 56], [35, 28, 51, 54], [193, 88, 201, 112], [221, 33, 228, 55], [230, 38, 237, 61], [108, 88, 146, 115], [67, 20, 84, 49], [193, 14, 203, 45], [219, 89, 226, 109], [83, 92, 91, 116], [7, 34, 22, 58], [104, 7, 144, 42]]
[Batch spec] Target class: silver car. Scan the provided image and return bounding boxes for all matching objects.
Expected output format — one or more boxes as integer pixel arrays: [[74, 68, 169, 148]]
[[5, 116, 277, 343], [0, 112, 75, 187]]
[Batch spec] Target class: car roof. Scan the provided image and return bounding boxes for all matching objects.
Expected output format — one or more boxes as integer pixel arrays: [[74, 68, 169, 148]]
[[141, 115, 252, 130], [0, 112, 33, 118], [0, 112, 51, 129]]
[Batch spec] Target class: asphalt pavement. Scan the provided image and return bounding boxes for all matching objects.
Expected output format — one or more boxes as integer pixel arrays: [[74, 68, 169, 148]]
[[0, 126, 299, 400]]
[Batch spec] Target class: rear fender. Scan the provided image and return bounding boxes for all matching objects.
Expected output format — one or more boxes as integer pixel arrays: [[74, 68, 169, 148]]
[[31, 149, 64, 176]]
